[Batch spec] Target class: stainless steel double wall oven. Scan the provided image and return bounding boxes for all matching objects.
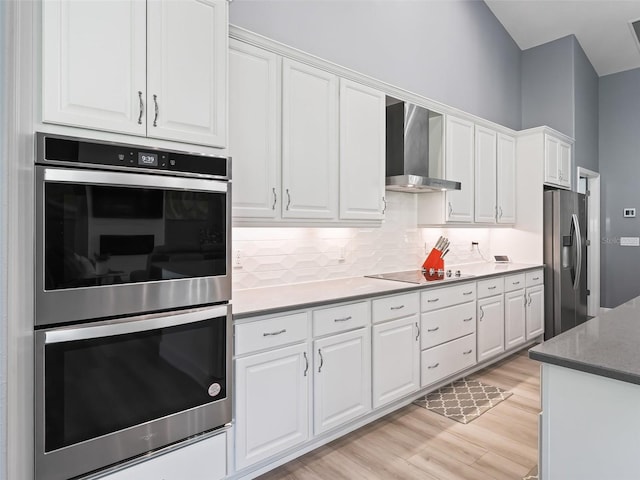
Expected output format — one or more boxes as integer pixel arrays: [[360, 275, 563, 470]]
[[34, 133, 232, 480]]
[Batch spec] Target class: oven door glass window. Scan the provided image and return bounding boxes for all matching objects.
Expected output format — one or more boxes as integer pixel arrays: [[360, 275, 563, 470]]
[[44, 183, 226, 290], [44, 316, 226, 452]]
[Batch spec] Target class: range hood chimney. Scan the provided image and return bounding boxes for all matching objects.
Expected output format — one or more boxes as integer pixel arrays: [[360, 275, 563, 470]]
[[385, 101, 461, 193]]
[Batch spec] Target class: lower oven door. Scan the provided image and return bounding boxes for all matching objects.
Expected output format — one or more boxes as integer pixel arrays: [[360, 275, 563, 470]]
[[35, 304, 231, 480]]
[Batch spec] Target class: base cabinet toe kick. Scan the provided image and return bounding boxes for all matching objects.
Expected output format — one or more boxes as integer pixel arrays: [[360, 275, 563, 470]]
[[231, 268, 544, 479]]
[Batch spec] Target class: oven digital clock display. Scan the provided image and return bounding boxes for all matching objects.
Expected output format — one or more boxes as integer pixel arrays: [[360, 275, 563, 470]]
[[138, 152, 158, 167]]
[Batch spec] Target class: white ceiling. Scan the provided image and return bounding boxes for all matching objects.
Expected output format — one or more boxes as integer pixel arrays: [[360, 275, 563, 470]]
[[484, 0, 640, 77]]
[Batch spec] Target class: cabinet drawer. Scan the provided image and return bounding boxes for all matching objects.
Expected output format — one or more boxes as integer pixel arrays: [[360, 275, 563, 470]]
[[372, 292, 419, 324], [526, 269, 544, 287], [101, 432, 226, 480], [235, 313, 308, 356], [313, 302, 369, 337], [477, 277, 504, 298], [421, 334, 476, 388], [504, 273, 526, 292], [421, 301, 475, 349], [421, 282, 476, 312]]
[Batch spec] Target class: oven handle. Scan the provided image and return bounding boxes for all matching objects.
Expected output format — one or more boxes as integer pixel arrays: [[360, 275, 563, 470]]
[[43, 167, 228, 194], [44, 305, 229, 344]]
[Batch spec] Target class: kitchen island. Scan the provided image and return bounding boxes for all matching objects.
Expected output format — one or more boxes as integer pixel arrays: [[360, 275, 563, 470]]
[[529, 296, 640, 480]]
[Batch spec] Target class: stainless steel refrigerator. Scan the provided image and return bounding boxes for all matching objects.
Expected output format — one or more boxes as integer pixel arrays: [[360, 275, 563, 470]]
[[543, 189, 588, 340]]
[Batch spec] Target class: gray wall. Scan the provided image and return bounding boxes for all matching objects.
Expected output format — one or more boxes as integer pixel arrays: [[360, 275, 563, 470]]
[[230, 0, 522, 130], [573, 37, 599, 174], [599, 68, 640, 308], [0, 0, 6, 476]]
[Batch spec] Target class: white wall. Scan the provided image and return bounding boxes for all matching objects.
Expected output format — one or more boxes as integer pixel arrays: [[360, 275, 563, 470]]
[[0, 0, 7, 476], [229, 0, 522, 130]]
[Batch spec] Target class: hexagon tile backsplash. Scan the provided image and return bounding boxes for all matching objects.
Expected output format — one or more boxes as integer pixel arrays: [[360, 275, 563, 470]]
[[232, 192, 492, 290]]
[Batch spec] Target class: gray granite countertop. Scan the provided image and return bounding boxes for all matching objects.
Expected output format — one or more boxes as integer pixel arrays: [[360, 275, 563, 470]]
[[529, 296, 640, 385], [232, 262, 542, 319]]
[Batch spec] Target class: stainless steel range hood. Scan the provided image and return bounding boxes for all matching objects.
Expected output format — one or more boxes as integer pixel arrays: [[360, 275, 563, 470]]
[[385, 100, 461, 193]]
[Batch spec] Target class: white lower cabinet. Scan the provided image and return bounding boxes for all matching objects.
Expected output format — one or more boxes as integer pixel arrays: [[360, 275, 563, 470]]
[[421, 333, 476, 387], [235, 343, 310, 470], [477, 295, 505, 362], [100, 432, 226, 480], [372, 315, 420, 408], [313, 328, 371, 434], [504, 289, 527, 349], [526, 285, 545, 339]]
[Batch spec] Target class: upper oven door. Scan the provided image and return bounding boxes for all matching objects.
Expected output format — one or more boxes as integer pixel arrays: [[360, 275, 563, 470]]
[[35, 165, 231, 326]]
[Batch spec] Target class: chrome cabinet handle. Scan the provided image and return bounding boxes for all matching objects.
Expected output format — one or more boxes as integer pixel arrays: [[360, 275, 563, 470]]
[[415, 322, 420, 341], [286, 188, 291, 210], [263, 329, 286, 337], [527, 294, 532, 306], [463, 317, 473, 322], [463, 291, 473, 296], [513, 281, 520, 285], [152, 94, 159, 127], [318, 348, 324, 373], [488, 286, 497, 290], [427, 327, 439, 332], [390, 305, 405, 311], [382, 196, 387, 214], [427, 363, 440, 369], [334, 316, 352, 323], [479, 306, 485, 320], [448, 202, 453, 216], [499, 206, 503, 219], [137, 91, 144, 125], [463, 349, 473, 355], [495, 205, 498, 220], [303, 351, 309, 377], [532, 276, 540, 281], [427, 298, 439, 303], [271, 187, 277, 210], [524, 293, 527, 307]]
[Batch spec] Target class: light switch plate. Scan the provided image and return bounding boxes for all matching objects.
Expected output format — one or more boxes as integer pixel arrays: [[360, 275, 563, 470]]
[[620, 237, 640, 246], [623, 208, 636, 218]]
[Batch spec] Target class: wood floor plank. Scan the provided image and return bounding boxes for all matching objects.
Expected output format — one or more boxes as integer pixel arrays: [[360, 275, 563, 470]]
[[256, 347, 541, 480]]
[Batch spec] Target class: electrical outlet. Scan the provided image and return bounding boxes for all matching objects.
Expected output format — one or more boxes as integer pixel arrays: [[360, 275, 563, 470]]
[[339, 247, 346, 263], [471, 241, 478, 251], [233, 249, 243, 269]]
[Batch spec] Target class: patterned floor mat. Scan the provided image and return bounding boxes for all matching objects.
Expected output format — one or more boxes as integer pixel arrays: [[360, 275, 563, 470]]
[[413, 378, 512, 424]]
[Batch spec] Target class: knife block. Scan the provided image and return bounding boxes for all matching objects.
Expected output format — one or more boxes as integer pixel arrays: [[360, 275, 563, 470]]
[[422, 248, 444, 272]]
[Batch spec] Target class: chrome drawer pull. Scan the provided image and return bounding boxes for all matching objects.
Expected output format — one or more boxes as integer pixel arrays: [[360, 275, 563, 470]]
[[463, 291, 473, 295], [513, 281, 520, 285], [427, 298, 439, 303], [463, 317, 473, 322], [137, 91, 144, 124], [427, 327, 439, 332], [263, 329, 286, 337], [390, 305, 405, 310], [427, 363, 440, 369], [415, 322, 420, 341], [488, 286, 497, 290], [303, 352, 309, 377], [152, 94, 159, 127], [318, 348, 324, 373], [463, 349, 473, 355], [334, 316, 352, 323], [271, 188, 277, 210], [532, 276, 540, 281]]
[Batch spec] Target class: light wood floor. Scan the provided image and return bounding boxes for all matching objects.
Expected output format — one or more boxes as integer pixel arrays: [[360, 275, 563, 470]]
[[259, 348, 540, 480]]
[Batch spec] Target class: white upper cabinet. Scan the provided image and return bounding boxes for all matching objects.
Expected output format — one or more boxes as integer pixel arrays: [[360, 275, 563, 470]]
[[146, 0, 227, 147], [474, 125, 497, 223], [229, 40, 280, 219], [497, 133, 517, 224], [42, 0, 147, 136], [339, 79, 385, 221], [445, 116, 475, 222], [42, 0, 228, 147], [544, 133, 572, 189], [282, 59, 339, 219]]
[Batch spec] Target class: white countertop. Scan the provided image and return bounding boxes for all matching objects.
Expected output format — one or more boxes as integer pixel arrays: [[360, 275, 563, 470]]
[[232, 262, 542, 319]]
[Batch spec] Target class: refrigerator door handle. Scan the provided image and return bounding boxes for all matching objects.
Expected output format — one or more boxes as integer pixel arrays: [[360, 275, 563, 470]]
[[571, 213, 583, 291]]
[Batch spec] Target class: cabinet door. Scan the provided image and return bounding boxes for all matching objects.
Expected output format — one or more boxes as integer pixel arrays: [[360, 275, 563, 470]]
[[477, 295, 505, 362], [42, 0, 146, 135], [558, 141, 572, 189], [526, 285, 545, 339], [544, 134, 561, 186], [372, 315, 420, 408], [445, 116, 474, 222], [235, 344, 309, 470], [474, 125, 497, 223], [229, 41, 280, 219], [497, 133, 516, 224], [147, 0, 227, 147], [314, 328, 371, 434], [504, 289, 526, 350], [339, 79, 385, 221], [282, 59, 338, 219]]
